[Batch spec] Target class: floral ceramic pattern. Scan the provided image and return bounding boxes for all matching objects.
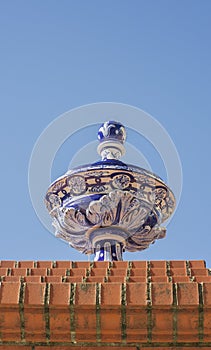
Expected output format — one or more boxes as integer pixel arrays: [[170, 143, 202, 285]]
[[45, 121, 176, 260]]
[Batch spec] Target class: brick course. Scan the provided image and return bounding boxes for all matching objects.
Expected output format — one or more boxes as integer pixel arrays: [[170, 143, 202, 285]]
[[0, 260, 211, 348]]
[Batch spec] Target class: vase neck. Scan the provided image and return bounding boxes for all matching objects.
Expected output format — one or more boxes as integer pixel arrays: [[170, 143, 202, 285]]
[[94, 241, 123, 261]]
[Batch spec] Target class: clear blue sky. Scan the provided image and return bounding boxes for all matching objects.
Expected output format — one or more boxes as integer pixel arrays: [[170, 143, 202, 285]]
[[1, 1, 211, 265]]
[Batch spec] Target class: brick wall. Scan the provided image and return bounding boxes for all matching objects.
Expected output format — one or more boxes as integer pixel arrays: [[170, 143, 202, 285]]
[[0, 260, 211, 349]]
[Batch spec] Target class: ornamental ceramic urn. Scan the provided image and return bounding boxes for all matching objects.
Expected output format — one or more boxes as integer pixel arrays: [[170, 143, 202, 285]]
[[45, 121, 176, 261]]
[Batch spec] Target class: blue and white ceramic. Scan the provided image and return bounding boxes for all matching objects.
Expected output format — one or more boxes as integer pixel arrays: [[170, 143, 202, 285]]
[[45, 121, 176, 261]]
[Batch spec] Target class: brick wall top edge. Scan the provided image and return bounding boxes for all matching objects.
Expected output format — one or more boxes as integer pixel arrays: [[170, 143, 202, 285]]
[[0, 258, 209, 308], [0, 259, 207, 266], [0, 260, 209, 287]]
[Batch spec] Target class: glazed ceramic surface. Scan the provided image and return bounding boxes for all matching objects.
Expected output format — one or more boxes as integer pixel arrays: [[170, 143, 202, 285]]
[[45, 121, 176, 260]]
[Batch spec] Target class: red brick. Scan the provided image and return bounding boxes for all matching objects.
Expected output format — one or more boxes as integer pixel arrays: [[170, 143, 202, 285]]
[[24, 283, 45, 305], [0, 282, 20, 304], [0, 347, 31, 349], [152, 309, 173, 341], [36, 347, 136, 350], [109, 268, 127, 276], [150, 276, 169, 282], [151, 283, 173, 305], [189, 260, 206, 268], [36, 261, 53, 268], [126, 308, 148, 341], [177, 309, 199, 341], [93, 261, 110, 268], [191, 268, 208, 276], [204, 309, 211, 341], [65, 276, 83, 283], [90, 267, 108, 276], [55, 261, 72, 268], [75, 283, 96, 305], [128, 276, 146, 283], [131, 261, 147, 269], [70, 268, 87, 276], [0, 307, 21, 341], [75, 309, 97, 342], [11, 268, 27, 276], [3, 276, 21, 282], [34, 345, 137, 350], [107, 276, 126, 283], [145, 348, 211, 350], [72, 261, 90, 268], [49, 283, 70, 306], [45, 276, 62, 283], [100, 309, 122, 342], [24, 307, 46, 342], [31, 268, 47, 276], [170, 267, 187, 276], [150, 261, 166, 268], [24, 276, 42, 283], [0, 261, 17, 268], [126, 283, 147, 305], [195, 276, 211, 283], [130, 268, 147, 276], [170, 260, 186, 268], [49, 309, 71, 341], [18, 261, 35, 268], [203, 282, 211, 305], [49, 267, 67, 276], [112, 261, 128, 268], [177, 283, 199, 305], [0, 268, 8, 276], [33, 348, 211, 350], [172, 276, 190, 283], [150, 267, 166, 276], [101, 283, 121, 305], [86, 276, 105, 283]]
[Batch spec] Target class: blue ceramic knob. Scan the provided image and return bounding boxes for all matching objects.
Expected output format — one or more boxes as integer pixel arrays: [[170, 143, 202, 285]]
[[98, 121, 126, 144]]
